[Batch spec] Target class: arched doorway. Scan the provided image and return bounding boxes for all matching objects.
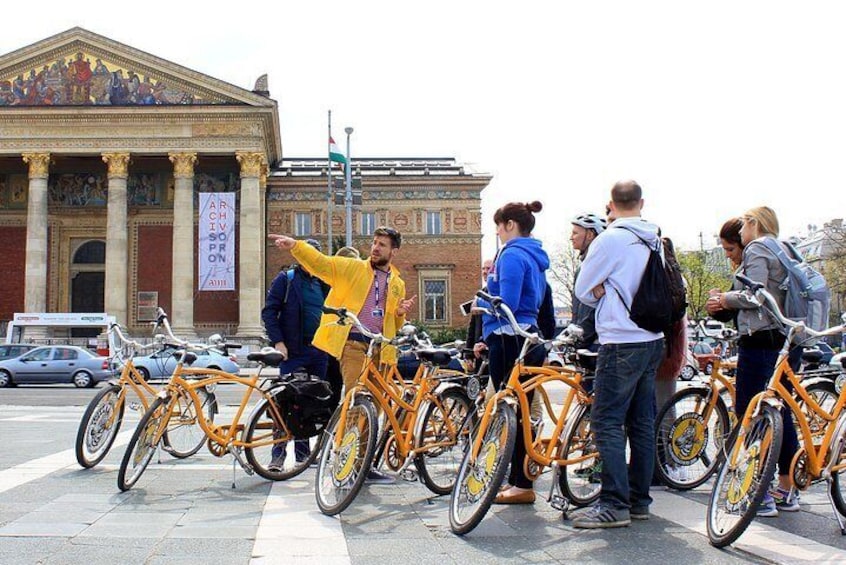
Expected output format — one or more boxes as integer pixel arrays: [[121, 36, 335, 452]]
[[70, 240, 105, 338]]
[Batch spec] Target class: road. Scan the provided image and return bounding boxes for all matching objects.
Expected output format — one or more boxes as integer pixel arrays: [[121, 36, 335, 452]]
[[1, 383, 845, 564]]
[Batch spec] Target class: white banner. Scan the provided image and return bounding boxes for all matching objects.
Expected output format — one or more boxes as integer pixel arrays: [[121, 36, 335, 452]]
[[198, 192, 235, 291]]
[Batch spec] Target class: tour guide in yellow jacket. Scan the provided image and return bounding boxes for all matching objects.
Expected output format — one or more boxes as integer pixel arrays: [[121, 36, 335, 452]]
[[268, 227, 417, 392]]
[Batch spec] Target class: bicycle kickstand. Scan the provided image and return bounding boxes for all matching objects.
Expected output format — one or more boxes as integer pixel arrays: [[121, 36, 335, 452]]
[[826, 488, 846, 535], [547, 462, 571, 518]]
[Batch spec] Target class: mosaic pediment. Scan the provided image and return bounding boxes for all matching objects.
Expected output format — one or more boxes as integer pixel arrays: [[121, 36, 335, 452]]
[[0, 29, 270, 108]]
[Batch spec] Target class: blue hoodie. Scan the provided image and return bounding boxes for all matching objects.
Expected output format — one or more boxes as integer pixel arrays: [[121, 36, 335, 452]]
[[481, 237, 550, 339]]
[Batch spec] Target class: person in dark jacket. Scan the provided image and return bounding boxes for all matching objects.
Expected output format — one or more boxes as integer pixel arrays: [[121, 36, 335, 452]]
[[261, 238, 330, 469], [465, 259, 493, 372], [570, 213, 607, 349]]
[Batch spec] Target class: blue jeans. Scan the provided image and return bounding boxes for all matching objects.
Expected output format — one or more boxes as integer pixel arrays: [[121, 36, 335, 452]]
[[593, 339, 664, 511], [735, 345, 801, 477], [272, 345, 329, 460]]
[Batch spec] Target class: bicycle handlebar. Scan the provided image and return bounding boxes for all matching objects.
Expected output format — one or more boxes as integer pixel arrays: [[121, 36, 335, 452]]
[[322, 306, 408, 346], [153, 307, 242, 354], [475, 290, 542, 344]]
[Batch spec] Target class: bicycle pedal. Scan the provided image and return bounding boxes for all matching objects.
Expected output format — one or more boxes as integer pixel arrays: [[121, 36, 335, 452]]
[[549, 494, 568, 512], [400, 468, 418, 482]]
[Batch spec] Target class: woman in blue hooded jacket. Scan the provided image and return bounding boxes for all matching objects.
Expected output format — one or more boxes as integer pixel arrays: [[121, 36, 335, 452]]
[[474, 200, 550, 504]]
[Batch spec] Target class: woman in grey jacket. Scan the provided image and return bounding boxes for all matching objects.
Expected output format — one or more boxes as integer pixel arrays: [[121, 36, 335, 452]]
[[708, 206, 801, 516]]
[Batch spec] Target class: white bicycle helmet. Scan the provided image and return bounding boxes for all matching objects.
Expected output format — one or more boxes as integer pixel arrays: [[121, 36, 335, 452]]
[[571, 213, 607, 235]]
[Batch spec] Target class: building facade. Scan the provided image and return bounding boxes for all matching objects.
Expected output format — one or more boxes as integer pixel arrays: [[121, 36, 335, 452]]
[[268, 158, 490, 328], [0, 29, 488, 343]]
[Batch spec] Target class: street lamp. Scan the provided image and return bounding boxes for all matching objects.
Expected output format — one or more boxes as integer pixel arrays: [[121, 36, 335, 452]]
[[344, 127, 354, 247]]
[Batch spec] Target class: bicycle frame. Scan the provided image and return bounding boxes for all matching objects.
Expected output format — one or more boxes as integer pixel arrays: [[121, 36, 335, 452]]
[[468, 338, 592, 470]]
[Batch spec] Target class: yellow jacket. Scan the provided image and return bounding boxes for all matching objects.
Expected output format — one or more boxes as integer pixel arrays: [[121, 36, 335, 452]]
[[291, 241, 407, 363]]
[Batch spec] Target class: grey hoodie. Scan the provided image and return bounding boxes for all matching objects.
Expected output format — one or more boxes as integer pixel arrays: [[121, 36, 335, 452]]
[[723, 236, 788, 337]]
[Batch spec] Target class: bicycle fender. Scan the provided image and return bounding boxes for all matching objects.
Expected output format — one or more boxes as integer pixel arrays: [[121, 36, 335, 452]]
[[106, 378, 121, 387]]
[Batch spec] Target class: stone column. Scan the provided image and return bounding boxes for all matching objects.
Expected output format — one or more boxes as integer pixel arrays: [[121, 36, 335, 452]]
[[168, 152, 198, 336], [22, 153, 50, 314], [235, 151, 266, 337], [102, 153, 130, 323]]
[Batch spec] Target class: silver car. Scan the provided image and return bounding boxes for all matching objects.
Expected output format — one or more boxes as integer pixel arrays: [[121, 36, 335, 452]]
[[127, 347, 240, 381], [0, 345, 115, 388]]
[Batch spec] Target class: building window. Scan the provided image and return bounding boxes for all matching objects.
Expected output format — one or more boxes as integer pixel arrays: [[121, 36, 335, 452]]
[[426, 211, 441, 235], [295, 212, 312, 236], [423, 279, 447, 322], [361, 212, 376, 236]]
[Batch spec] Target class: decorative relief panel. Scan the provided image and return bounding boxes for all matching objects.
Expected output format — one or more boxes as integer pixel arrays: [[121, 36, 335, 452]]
[[0, 174, 28, 209], [0, 50, 226, 106]]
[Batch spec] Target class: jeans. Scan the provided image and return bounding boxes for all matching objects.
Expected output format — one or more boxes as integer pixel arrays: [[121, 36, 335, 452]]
[[272, 345, 329, 460], [592, 339, 664, 511], [486, 331, 546, 489], [735, 345, 801, 477]]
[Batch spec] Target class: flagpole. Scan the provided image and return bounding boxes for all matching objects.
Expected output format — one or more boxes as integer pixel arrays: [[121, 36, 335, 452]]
[[327, 110, 334, 255]]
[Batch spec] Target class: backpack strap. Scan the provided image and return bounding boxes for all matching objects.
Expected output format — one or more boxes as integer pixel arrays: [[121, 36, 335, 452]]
[[282, 268, 296, 305], [613, 224, 661, 253], [758, 238, 796, 270]]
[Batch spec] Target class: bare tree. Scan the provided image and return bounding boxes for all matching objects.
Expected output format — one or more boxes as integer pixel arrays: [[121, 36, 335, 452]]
[[548, 244, 582, 308]]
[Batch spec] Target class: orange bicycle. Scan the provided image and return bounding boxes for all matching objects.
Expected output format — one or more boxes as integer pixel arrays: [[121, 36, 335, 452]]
[[707, 274, 846, 547]]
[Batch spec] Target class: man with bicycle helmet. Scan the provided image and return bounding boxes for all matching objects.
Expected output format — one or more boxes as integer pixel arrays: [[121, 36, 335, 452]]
[[570, 213, 606, 351]]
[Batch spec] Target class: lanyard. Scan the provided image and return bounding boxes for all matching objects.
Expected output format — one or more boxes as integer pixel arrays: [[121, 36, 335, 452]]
[[373, 269, 389, 307]]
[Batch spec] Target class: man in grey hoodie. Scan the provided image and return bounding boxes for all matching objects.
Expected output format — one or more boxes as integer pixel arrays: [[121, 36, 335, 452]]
[[572, 180, 665, 528]]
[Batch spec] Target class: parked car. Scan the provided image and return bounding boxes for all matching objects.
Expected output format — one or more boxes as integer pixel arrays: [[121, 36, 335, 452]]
[[125, 346, 240, 381], [679, 348, 699, 381], [0, 345, 114, 388], [0, 343, 36, 361]]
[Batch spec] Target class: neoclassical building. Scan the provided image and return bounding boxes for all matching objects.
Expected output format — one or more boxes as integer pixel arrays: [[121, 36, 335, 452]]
[[0, 28, 488, 343]]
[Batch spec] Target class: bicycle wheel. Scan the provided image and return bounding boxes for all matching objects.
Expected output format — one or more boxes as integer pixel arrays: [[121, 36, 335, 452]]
[[75, 383, 125, 468], [244, 398, 322, 480], [802, 380, 838, 444], [557, 404, 601, 506], [162, 386, 216, 458], [315, 397, 379, 515], [829, 421, 846, 516], [117, 397, 169, 492], [707, 403, 782, 548], [449, 400, 516, 535], [655, 386, 731, 490], [414, 388, 473, 495]]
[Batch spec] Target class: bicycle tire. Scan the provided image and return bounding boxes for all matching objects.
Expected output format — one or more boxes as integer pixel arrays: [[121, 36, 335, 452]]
[[162, 386, 217, 458], [707, 403, 782, 548], [244, 397, 322, 480], [315, 397, 379, 515], [557, 404, 601, 506], [449, 400, 516, 535], [828, 421, 846, 517], [75, 383, 125, 468], [414, 387, 473, 495], [655, 386, 731, 490], [801, 380, 838, 444], [117, 396, 168, 492]]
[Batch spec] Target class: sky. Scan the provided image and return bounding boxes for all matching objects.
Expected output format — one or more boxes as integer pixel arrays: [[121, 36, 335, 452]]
[[2, 1, 845, 257]]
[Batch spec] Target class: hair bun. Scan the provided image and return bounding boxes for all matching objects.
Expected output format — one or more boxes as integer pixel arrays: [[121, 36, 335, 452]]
[[526, 201, 543, 213]]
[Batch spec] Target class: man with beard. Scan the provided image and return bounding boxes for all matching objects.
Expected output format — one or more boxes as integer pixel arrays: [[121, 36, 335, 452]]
[[269, 227, 416, 484]]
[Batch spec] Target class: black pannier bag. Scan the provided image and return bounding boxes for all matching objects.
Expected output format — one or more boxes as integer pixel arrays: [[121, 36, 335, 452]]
[[273, 370, 334, 439]]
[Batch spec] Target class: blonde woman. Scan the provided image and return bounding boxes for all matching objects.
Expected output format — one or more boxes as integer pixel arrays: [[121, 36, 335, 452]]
[[708, 206, 801, 516]]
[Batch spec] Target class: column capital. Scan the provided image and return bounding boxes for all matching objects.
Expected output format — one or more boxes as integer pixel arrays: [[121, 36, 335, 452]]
[[22, 153, 51, 179], [102, 152, 131, 178], [259, 162, 269, 190], [235, 151, 266, 178], [168, 152, 198, 178]]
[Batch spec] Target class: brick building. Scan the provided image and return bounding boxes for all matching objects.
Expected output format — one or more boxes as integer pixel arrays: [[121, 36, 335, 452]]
[[268, 158, 490, 329]]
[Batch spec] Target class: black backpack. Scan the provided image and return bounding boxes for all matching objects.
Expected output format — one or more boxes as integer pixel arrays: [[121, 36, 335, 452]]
[[615, 227, 686, 333], [273, 371, 334, 439]]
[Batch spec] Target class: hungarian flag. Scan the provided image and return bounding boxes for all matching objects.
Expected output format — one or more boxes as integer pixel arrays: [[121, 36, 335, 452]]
[[329, 137, 346, 166]]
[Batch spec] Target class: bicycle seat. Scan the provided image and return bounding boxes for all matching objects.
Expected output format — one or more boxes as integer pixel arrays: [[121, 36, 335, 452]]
[[417, 348, 454, 367], [247, 349, 285, 367]]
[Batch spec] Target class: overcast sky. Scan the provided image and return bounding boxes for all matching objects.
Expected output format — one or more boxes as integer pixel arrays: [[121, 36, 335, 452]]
[[3, 1, 845, 257]]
